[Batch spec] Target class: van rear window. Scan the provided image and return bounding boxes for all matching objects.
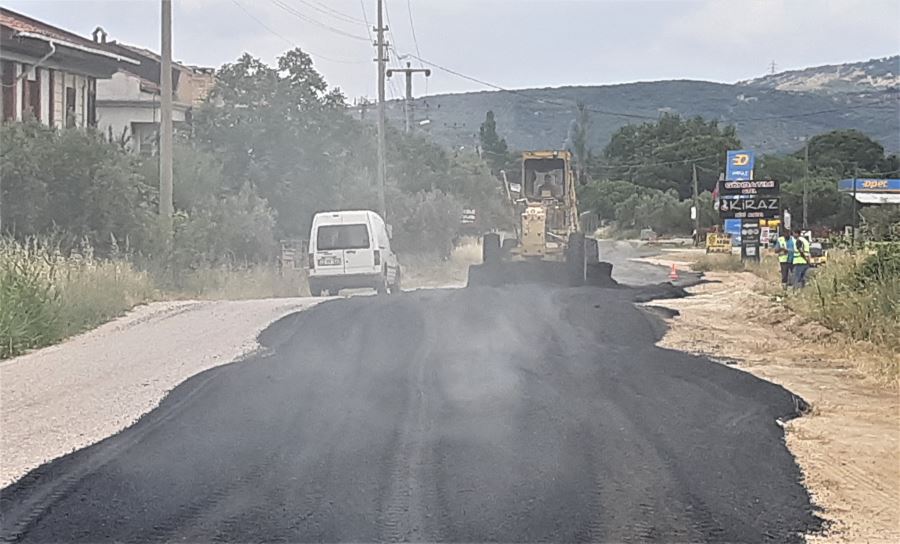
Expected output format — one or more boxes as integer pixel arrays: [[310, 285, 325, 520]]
[[317, 224, 370, 250]]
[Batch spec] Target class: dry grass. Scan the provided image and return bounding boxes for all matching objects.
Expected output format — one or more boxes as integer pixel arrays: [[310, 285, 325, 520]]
[[402, 237, 482, 288], [172, 265, 309, 300], [1, 238, 156, 358], [683, 246, 899, 384]]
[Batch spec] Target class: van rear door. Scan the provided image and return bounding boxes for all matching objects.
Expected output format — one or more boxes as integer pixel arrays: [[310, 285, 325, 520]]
[[342, 220, 377, 275], [315, 223, 372, 275]]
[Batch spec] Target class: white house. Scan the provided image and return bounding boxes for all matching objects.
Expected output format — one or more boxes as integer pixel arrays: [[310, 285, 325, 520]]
[[0, 8, 137, 128]]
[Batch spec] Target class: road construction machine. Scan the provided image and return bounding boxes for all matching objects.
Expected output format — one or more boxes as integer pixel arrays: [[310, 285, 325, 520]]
[[468, 150, 611, 287]]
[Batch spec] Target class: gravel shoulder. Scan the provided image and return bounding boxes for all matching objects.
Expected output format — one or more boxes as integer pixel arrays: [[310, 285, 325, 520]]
[[641, 254, 900, 543], [0, 297, 320, 487]]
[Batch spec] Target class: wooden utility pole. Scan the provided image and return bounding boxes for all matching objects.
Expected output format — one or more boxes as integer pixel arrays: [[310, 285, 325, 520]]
[[692, 163, 700, 247], [851, 163, 859, 249], [387, 61, 430, 133], [159, 0, 174, 236], [374, 0, 387, 218], [802, 141, 809, 229]]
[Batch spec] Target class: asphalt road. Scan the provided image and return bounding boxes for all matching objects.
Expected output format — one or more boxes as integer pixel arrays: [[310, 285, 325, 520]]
[[1, 279, 821, 542]]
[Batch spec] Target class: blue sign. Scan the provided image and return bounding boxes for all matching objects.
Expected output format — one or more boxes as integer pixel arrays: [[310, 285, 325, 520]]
[[838, 179, 900, 193], [726, 150, 755, 181], [724, 218, 742, 245]]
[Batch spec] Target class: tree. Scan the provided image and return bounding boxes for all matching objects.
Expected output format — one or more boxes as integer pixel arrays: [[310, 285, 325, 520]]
[[594, 113, 740, 199], [805, 129, 888, 176], [478, 110, 510, 174]]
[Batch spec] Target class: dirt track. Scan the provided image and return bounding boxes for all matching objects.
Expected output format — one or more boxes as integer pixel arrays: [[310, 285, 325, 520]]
[[1, 280, 821, 542]]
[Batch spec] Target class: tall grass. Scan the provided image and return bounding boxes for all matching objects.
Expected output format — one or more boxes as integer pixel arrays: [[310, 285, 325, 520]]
[[0, 238, 156, 359], [787, 248, 900, 380], [172, 265, 308, 300], [687, 245, 899, 381]]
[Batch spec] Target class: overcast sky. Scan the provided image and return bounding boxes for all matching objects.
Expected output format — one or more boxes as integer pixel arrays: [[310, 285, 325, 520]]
[[6, 0, 900, 100]]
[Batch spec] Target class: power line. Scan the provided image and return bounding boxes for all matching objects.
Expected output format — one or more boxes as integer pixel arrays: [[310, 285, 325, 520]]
[[269, 0, 371, 42], [593, 152, 722, 169], [291, 0, 368, 25], [232, 0, 369, 64], [405, 0, 426, 95]]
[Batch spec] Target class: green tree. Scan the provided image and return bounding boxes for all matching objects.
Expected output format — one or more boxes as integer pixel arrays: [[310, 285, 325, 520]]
[[594, 113, 740, 199], [805, 129, 888, 176], [478, 110, 510, 174]]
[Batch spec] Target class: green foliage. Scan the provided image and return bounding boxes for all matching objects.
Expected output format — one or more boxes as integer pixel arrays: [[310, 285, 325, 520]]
[[591, 113, 740, 198], [578, 180, 712, 235], [0, 122, 156, 254], [860, 205, 900, 242], [478, 110, 510, 174], [788, 249, 899, 379], [805, 129, 890, 176], [853, 243, 900, 288], [0, 237, 155, 359]]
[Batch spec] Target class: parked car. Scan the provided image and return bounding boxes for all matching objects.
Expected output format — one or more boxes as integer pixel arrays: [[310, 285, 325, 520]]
[[307, 210, 401, 296]]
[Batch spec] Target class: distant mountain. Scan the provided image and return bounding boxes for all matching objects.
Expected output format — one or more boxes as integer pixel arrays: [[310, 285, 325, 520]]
[[740, 55, 899, 94], [381, 57, 899, 155]]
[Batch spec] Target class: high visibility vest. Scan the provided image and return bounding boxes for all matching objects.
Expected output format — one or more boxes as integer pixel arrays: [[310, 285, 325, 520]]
[[793, 237, 810, 265], [777, 236, 789, 263]]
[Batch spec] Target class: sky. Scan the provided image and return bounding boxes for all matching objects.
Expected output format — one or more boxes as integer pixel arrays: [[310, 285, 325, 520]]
[[5, 0, 900, 100]]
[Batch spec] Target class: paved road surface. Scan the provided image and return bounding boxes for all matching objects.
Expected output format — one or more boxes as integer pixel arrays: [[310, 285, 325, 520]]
[[1, 282, 820, 542]]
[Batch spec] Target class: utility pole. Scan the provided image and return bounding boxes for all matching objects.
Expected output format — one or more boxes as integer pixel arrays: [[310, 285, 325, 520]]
[[159, 0, 174, 237], [802, 141, 809, 229], [374, 0, 388, 218], [692, 163, 700, 247], [386, 61, 431, 133], [851, 163, 859, 249]]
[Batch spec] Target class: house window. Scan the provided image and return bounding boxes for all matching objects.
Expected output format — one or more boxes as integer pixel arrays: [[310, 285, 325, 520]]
[[1, 60, 15, 122], [65, 86, 76, 128], [24, 68, 41, 121]]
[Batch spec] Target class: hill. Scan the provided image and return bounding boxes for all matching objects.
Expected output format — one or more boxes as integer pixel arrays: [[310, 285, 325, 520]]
[[383, 57, 899, 155], [740, 55, 899, 94]]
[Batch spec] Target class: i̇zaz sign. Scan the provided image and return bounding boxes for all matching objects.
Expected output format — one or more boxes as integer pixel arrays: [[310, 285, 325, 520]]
[[718, 197, 780, 219]]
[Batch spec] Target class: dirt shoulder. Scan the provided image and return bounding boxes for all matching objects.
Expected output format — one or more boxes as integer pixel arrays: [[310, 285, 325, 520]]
[[0, 298, 319, 488], [643, 254, 899, 543]]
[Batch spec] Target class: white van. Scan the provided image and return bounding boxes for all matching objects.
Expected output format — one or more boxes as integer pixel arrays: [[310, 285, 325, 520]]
[[307, 210, 401, 296]]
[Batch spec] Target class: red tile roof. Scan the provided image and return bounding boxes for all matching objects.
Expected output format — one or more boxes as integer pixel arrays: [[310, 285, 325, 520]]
[[0, 7, 101, 51]]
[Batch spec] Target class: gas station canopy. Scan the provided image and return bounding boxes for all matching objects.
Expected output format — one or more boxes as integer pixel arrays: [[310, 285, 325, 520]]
[[838, 179, 900, 205]]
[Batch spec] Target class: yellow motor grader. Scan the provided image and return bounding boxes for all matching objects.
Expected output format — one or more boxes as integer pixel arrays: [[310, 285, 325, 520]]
[[469, 150, 611, 287]]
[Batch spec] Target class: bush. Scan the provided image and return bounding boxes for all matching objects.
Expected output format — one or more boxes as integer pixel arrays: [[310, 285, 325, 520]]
[[0, 238, 155, 359], [788, 247, 900, 379]]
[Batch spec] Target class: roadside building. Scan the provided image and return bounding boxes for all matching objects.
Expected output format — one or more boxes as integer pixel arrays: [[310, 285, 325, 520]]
[[0, 7, 137, 128], [90, 28, 215, 154]]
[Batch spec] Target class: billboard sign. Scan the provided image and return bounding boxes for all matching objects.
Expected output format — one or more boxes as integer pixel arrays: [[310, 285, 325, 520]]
[[718, 197, 780, 219], [720, 179, 779, 198], [837, 179, 900, 193], [726, 150, 755, 181]]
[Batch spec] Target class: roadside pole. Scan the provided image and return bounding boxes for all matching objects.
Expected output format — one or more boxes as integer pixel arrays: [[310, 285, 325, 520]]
[[386, 62, 430, 133], [692, 163, 700, 247], [159, 0, 174, 237], [802, 141, 809, 229], [375, 0, 388, 218], [851, 164, 858, 249]]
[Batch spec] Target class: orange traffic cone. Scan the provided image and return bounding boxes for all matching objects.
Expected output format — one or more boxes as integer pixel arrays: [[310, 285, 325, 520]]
[[668, 263, 679, 281]]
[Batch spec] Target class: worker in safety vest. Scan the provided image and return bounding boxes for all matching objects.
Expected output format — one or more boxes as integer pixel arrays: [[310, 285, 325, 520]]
[[792, 229, 811, 288], [774, 229, 795, 287]]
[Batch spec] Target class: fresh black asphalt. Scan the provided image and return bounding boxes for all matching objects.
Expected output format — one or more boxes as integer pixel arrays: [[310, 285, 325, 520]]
[[1, 278, 822, 542]]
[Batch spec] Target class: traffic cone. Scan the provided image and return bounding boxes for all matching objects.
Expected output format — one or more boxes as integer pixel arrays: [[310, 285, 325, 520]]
[[668, 263, 679, 281]]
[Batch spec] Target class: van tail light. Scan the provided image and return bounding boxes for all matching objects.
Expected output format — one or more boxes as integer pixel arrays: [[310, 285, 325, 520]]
[[373, 250, 381, 267], [308, 254, 315, 269]]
